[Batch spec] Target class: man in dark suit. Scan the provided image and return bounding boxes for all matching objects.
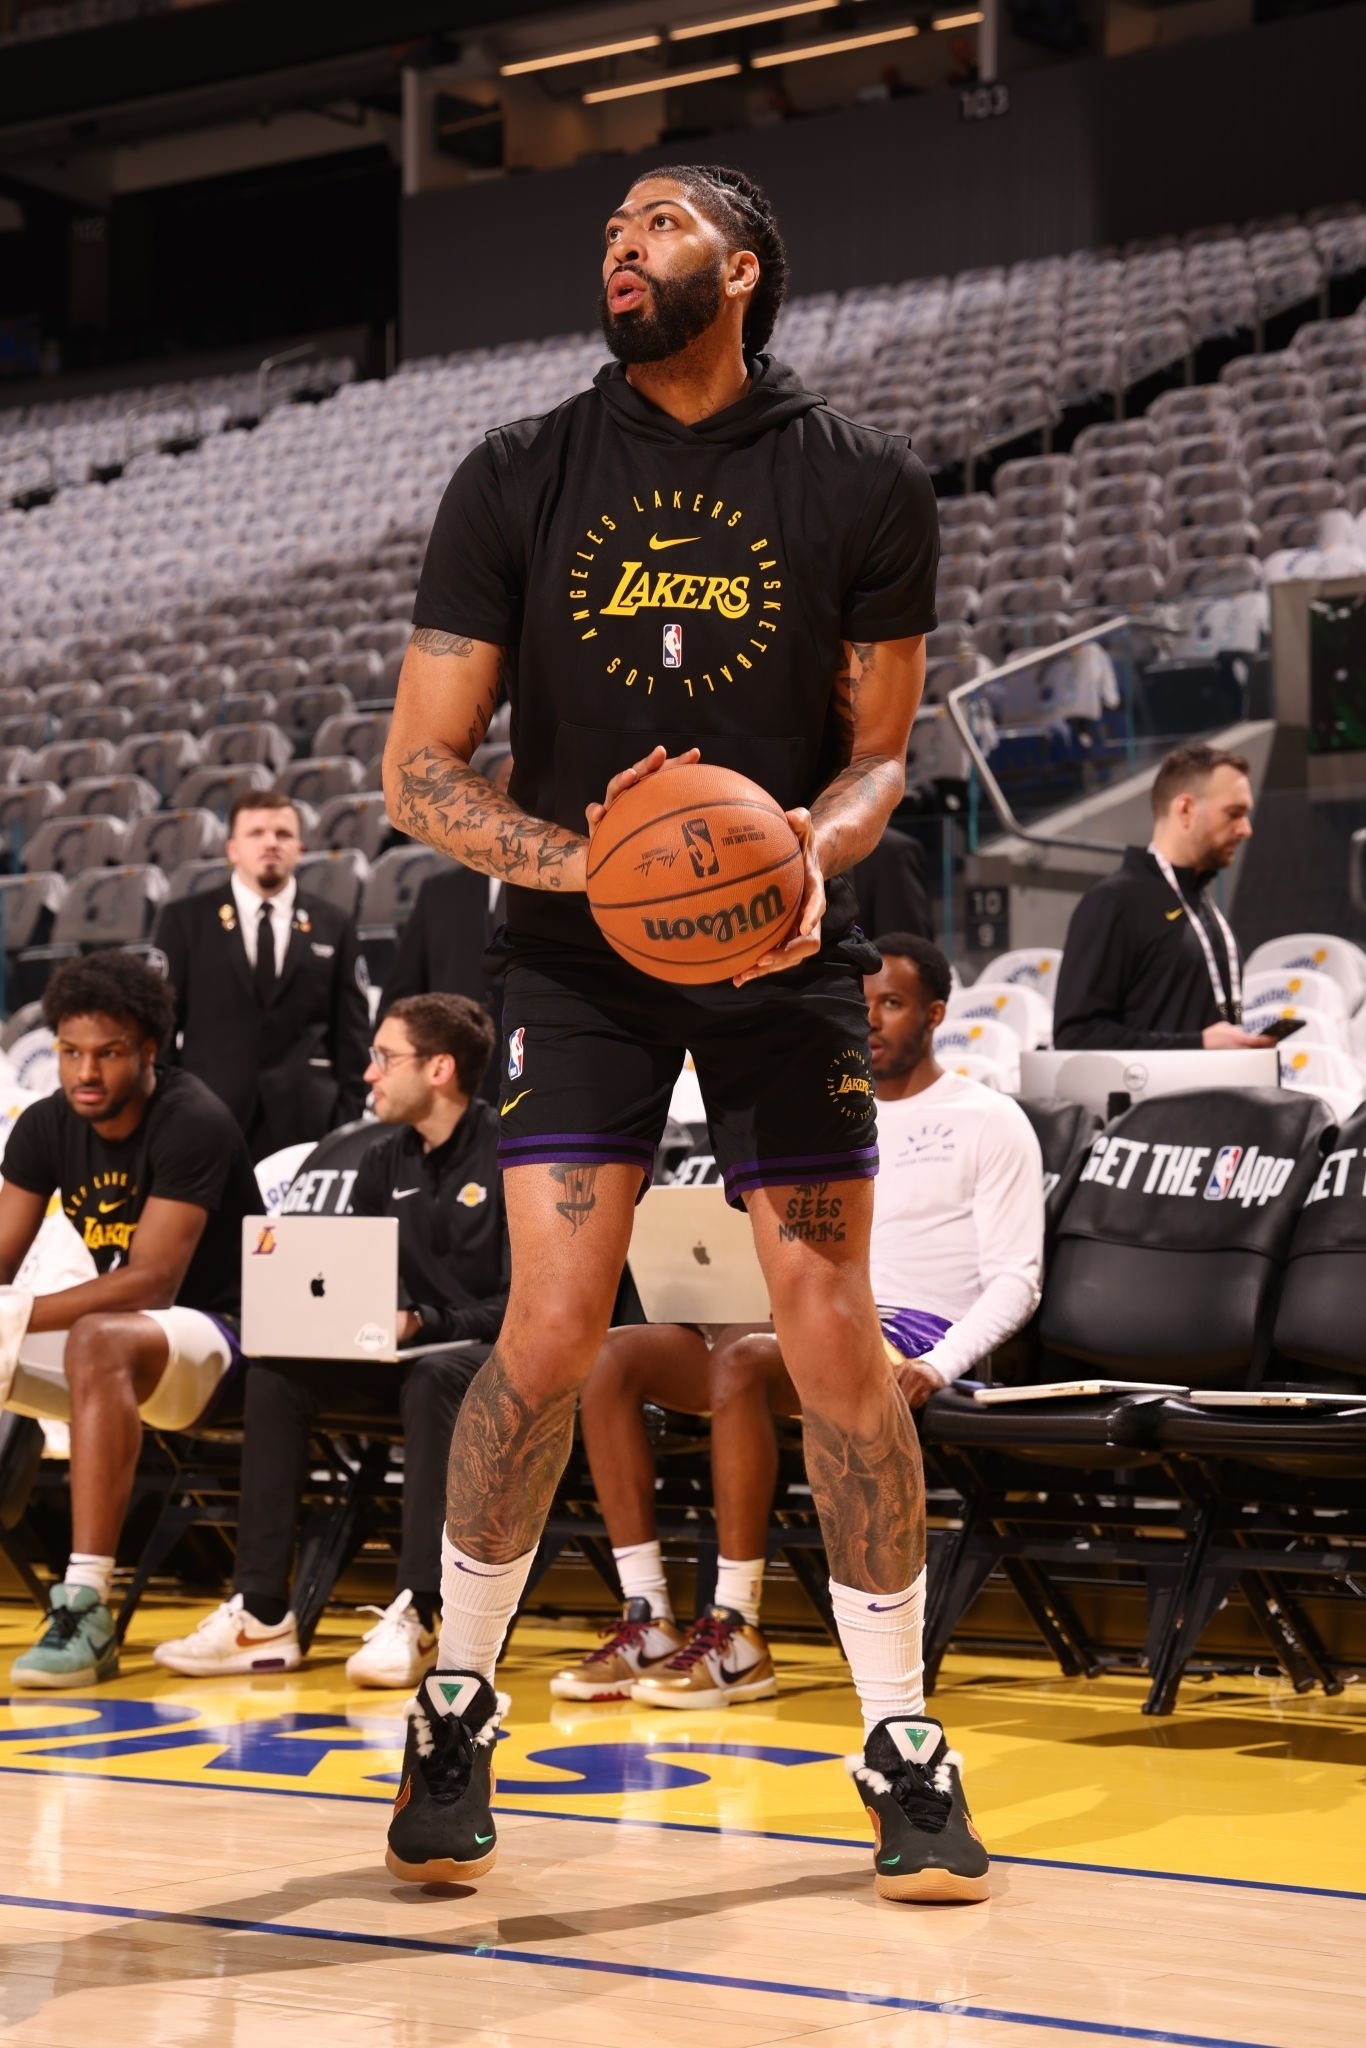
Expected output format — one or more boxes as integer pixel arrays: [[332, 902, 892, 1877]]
[[154, 789, 370, 1159]]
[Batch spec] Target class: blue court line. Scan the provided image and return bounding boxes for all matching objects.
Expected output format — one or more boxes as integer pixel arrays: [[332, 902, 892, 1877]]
[[0, 1887, 1278, 2048], [1, 1759, 1363, 1904]]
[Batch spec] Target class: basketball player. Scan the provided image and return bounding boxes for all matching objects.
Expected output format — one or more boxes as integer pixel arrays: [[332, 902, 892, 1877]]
[[380, 165, 989, 1903]]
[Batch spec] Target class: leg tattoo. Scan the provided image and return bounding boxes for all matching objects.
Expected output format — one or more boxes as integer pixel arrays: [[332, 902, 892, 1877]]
[[803, 1391, 926, 1592], [447, 1348, 577, 1562], [549, 1164, 600, 1235]]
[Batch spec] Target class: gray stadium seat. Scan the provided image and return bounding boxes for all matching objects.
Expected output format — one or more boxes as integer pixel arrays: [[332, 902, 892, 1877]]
[[0, 873, 66, 953], [314, 791, 390, 859], [296, 847, 370, 919], [48, 865, 169, 950], [127, 807, 225, 871], [278, 628, 343, 663], [0, 718, 52, 753], [280, 683, 355, 751], [174, 763, 274, 818], [0, 748, 40, 787], [25, 813, 130, 879], [209, 691, 280, 726], [57, 774, 161, 822], [112, 731, 204, 787], [166, 858, 234, 899], [313, 712, 388, 766], [202, 722, 293, 774], [0, 783, 64, 847], [280, 756, 366, 806], [359, 845, 446, 936], [35, 681, 101, 717], [127, 700, 209, 738], [66, 707, 134, 744], [238, 657, 309, 697], [307, 649, 385, 696], [30, 739, 119, 790]]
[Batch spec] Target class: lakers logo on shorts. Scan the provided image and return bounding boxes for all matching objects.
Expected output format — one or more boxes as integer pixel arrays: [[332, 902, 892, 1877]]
[[825, 1046, 875, 1123]]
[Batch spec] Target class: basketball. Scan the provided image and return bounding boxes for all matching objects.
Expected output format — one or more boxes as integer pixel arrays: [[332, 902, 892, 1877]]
[[586, 763, 803, 984]]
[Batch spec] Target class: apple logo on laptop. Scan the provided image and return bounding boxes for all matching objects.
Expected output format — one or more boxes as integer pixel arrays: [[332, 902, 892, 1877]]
[[692, 1242, 711, 1266], [310, 1274, 326, 1298]]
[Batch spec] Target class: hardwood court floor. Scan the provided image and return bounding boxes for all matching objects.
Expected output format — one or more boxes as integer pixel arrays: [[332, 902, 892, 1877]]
[[1, 1601, 1362, 2048]]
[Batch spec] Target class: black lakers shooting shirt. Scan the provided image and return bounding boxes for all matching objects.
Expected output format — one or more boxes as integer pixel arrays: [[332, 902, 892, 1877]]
[[413, 355, 939, 959]]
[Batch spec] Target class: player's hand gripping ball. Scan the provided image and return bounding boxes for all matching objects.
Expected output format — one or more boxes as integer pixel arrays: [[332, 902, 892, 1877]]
[[587, 761, 803, 985]]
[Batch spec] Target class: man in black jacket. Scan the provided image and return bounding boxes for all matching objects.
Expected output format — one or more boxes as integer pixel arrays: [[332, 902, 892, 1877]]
[[156, 993, 508, 1689], [1054, 743, 1274, 1052], [153, 790, 370, 1159]]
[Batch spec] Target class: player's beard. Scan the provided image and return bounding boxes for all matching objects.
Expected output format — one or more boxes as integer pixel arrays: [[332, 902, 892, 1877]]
[[600, 256, 726, 365]]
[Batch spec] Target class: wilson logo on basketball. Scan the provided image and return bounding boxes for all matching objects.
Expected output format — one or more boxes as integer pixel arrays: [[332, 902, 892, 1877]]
[[642, 883, 787, 946]]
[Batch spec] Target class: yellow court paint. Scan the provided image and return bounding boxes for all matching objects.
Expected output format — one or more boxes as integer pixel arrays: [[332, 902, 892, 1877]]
[[2, 1603, 1362, 1894]]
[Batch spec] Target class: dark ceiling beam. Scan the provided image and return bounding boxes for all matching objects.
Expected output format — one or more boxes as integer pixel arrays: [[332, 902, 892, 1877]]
[[0, 0, 591, 132]]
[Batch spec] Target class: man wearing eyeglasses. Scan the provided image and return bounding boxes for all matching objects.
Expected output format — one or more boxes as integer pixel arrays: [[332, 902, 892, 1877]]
[[156, 994, 509, 1690]]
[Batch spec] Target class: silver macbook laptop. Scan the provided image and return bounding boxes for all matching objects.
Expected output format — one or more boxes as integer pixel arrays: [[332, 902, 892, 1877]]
[[627, 1184, 771, 1327], [241, 1215, 400, 1361]]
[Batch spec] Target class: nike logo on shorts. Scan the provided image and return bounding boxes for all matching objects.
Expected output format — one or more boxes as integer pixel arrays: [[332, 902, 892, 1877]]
[[501, 1089, 533, 1115], [392, 1188, 420, 1199]]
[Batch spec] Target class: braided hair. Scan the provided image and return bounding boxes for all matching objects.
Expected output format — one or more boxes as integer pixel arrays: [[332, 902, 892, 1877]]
[[646, 164, 789, 355]]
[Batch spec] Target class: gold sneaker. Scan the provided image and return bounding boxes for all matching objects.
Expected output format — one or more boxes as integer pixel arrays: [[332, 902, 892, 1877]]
[[630, 1605, 778, 1710], [549, 1598, 684, 1701]]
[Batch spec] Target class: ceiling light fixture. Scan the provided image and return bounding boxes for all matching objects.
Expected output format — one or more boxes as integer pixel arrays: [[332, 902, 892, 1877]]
[[583, 61, 743, 103], [932, 10, 984, 26], [750, 21, 921, 64], [500, 34, 662, 77], [669, 1, 836, 40]]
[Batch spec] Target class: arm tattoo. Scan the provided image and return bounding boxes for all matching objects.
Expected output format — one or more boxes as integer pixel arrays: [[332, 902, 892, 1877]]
[[549, 1164, 600, 1234], [811, 639, 901, 877], [390, 740, 586, 888], [445, 1346, 576, 1562], [411, 627, 474, 657], [802, 1393, 926, 1591]]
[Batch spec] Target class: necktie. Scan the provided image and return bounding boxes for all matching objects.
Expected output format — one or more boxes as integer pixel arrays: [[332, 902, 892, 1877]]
[[255, 901, 276, 1005]]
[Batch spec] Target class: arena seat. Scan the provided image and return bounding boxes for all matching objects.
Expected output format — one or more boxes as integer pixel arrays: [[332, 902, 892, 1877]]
[[43, 863, 168, 953], [980, 946, 1064, 1005], [295, 846, 369, 918], [25, 813, 129, 878], [945, 979, 1051, 1050], [0, 783, 63, 849], [1245, 932, 1366, 1010], [314, 791, 390, 859], [1242, 963, 1349, 1021], [279, 755, 366, 807], [0, 873, 66, 962], [57, 774, 160, 823], [126, 806, 224, 872], [165, 858, 232, 899], [932, 1016, 1021, 1089], [174, 763, 273, 818]]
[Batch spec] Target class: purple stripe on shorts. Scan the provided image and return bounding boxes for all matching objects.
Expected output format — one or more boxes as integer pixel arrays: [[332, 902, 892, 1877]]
[[499, 1131, 655, 1158], [724, 1146, 880, 1191], [879, 1306, 953, 1362]]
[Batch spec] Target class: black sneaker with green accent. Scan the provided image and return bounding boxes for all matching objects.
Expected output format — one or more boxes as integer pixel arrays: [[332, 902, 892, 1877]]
[[385, 1670, 505, 1884], [845, 1714, 990, 1903]]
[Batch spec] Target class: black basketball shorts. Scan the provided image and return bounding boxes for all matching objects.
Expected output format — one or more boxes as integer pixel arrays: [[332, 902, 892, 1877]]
[[495, 937, 878, 1208]]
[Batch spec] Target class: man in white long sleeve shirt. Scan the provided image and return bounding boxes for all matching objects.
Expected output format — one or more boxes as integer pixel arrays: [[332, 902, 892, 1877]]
[[550, 934, 1045, 1709]]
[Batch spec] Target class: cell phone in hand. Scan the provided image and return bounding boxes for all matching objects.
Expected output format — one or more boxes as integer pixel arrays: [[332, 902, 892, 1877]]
[[1261, 1016, 1307, 1042]]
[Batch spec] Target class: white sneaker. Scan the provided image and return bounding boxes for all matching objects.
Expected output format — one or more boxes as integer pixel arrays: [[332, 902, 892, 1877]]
[[153, 1594, 301, 1677], [345, 1589, 439, 1689]]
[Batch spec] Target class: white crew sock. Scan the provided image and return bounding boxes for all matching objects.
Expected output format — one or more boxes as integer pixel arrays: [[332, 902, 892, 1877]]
[[65, 1553, 115, 1604], [714, 1554, 765, 1628], [829, 1567, 927, 1740], [436, 1529, 537, 1684], [612, 1539, 674, 1622]]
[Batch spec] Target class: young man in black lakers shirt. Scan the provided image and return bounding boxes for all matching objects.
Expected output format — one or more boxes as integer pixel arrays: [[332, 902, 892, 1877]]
[[381, 164, 988, 1903], [0, 951, 258, 1689]]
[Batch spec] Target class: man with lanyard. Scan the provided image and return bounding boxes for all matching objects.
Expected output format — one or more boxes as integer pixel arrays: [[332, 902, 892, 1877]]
[[1054, 743, 1274, 1051], [378, 163, 992, 1905]]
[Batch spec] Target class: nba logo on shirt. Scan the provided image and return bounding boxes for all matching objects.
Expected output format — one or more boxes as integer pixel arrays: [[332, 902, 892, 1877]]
[[1203, 1146, 1243, 1200], [662, 622, 683, 669], [507, 1027, 525, 1081]]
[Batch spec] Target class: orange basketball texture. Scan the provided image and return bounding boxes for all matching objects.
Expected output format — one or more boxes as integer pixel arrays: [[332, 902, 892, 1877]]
[[586, 763, 803, 985]]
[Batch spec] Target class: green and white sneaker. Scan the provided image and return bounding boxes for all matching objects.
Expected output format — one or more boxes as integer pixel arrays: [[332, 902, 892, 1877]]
[[12, 1584, 119, 1689]]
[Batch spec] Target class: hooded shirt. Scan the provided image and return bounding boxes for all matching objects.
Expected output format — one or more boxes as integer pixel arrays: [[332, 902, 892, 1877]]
[[413, 355, 939, 962]]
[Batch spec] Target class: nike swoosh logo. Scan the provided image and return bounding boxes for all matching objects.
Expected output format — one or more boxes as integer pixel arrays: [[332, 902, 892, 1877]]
[[501, 1089, 533, 1116], [718, 1660, 760, 1684], [1165, 908, 1184, 921], [474, 1830, 495, 1845], [455, 1559, 521, 1577], [879, 1854, 902, 1867], [97, 1199, 125, 1214], [237, 1628, 289, 1648], [648, 533, 700, 551], [868, 1597, 914, 1613], [392, 1188, 420, 1199]]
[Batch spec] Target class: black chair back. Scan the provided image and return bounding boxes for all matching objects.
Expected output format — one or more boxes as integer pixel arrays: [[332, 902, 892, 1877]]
[[1273, 1099, 1366, 1385]]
